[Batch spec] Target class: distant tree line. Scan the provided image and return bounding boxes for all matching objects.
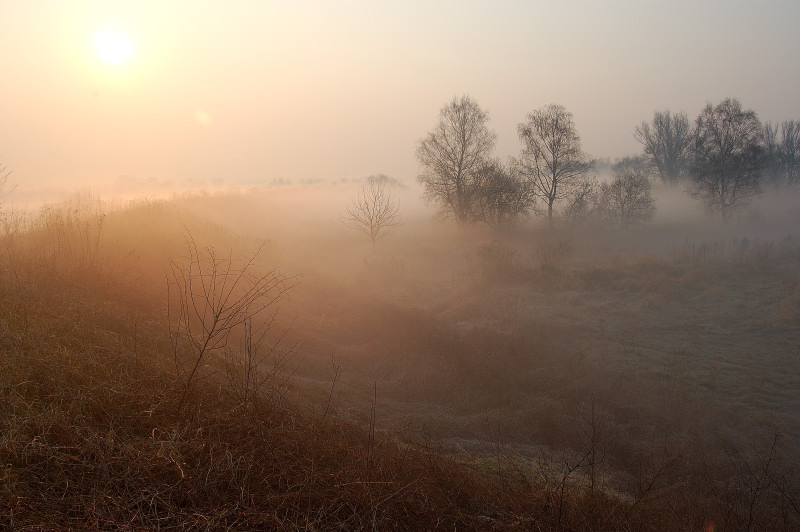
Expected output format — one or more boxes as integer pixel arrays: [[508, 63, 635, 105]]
[[416, 95, 799, 228], [416, 96, 653, 230], [636, 98, 799, 222]]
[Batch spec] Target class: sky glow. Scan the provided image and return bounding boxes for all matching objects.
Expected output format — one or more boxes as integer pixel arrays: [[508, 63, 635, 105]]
[[1, 1, 798, 195]]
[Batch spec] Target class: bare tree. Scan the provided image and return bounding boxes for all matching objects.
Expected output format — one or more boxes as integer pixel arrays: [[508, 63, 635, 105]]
[[470, 159, 533, 229], [343, 175, 401, 249], [416, 95, 496, 222], [690, 98, 764, 222], [634, 110, 693, 185], [517, 104, 591, 226], [599, 156, 656, 228]]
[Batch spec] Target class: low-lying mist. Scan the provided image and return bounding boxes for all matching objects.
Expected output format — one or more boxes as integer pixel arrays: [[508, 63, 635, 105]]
[[171, 181, 800, 466], [3, 180, 799, 527]]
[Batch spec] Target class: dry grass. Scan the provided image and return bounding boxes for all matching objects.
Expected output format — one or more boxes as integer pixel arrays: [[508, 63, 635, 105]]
[[2, 191, 799, 530]]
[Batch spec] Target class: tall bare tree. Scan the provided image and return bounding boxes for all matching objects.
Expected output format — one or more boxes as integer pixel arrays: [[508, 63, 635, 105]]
[[343, 175, 401, 249], [634, 110, 693, 185], [417, 95, 496, 222], [517, 104, 590, 226], [691, 98, 764, 222]]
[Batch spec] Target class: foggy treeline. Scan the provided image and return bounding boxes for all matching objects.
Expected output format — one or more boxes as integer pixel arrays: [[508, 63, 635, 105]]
[[413, 94, 799, 235]]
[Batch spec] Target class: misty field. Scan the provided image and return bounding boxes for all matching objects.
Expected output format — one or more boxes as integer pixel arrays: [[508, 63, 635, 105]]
[[1, 186, 799, 530]]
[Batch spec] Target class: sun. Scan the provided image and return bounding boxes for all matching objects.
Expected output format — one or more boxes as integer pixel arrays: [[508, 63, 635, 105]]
[[94, 29, 132, 65]]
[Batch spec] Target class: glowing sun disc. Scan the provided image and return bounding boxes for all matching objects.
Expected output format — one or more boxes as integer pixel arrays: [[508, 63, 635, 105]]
[[94, 30, 132, 65]]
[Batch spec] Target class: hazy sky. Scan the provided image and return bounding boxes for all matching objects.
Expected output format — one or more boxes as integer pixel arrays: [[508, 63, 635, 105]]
[[2, 1, 799, 194]]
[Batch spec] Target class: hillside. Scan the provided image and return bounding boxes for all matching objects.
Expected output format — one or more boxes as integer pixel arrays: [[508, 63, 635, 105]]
[[1, 191, 799, 530]]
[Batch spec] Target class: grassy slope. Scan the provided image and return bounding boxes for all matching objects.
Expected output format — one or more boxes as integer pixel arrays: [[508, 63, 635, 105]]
[[2, 193, 799, 530], [0, 198, 636, 531]]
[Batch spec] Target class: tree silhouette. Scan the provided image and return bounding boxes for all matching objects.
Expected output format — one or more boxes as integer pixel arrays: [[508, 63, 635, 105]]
[[517, 104, 590, 226], [343, 175, 401, 249], [691, 98, 764, 222], [634, 110, 693, 185], [417, 95, 496, 222]]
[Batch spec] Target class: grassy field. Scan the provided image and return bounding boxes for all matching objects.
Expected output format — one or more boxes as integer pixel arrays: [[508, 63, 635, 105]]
[[1, 188, 799, 530]]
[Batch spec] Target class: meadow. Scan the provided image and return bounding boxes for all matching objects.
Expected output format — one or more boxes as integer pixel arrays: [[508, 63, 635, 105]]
[[1, 185, 799, 530]]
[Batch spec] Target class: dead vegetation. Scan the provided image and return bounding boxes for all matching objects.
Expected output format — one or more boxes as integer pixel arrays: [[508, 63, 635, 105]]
[[2, 189, 800, 530]]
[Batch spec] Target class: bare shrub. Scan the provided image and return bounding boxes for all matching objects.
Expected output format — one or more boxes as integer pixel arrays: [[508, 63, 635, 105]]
[[599, 156, 656, 228], [167, 233, 295, 413], [470, 160, 534, 229]]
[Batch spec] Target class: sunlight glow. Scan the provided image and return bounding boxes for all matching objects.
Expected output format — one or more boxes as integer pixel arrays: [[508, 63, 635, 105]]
[[94, 29, 132, 65]]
